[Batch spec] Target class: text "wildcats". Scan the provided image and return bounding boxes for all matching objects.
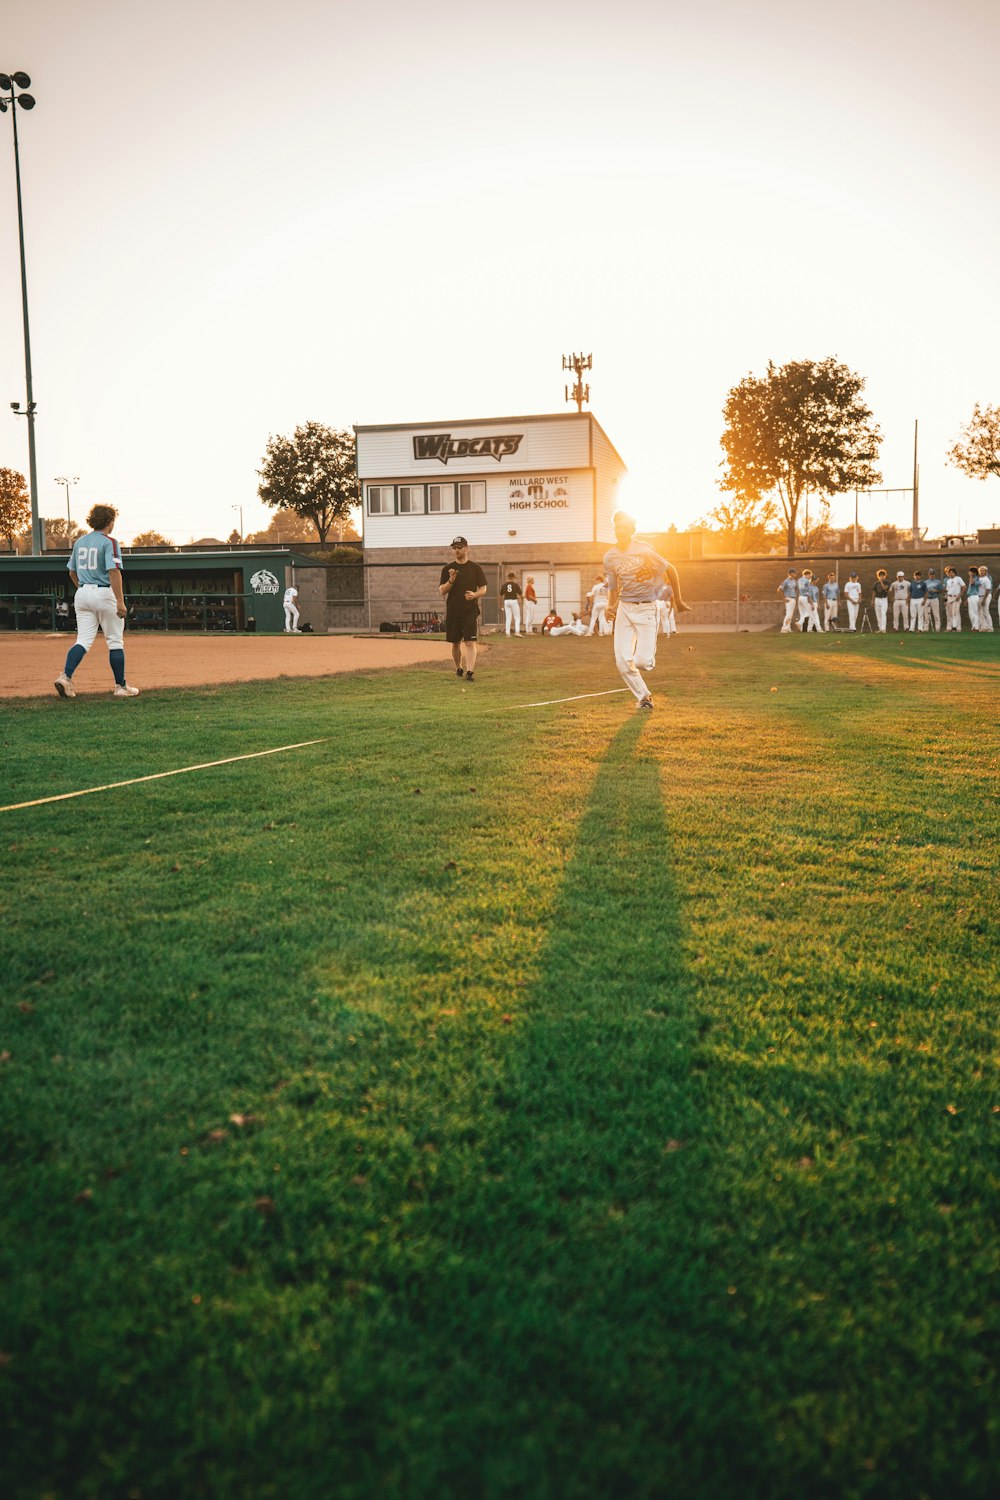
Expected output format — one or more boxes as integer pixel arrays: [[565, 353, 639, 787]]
[[413, 433, 524, 465]]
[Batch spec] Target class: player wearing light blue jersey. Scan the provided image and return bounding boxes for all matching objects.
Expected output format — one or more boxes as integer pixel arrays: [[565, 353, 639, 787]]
[[796, 571, 813, 631], [54, 504, 140, 698], [908, 572, 928, 631], [603, 511, 690, 709], [924, 569, 943, 632], [976, 566, 993, 631], [777, 570, 798, 633], [966, 568, 981, 631], [822, 573, 840, 631]]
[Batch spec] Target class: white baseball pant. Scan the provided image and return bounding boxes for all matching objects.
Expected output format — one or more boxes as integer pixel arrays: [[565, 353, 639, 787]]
[[588, 603, 608, 636], [284, 602, 300, 631], [503, 600, 521, 635], [874, 598, 888, 632], [909, 599, 926, 631], [614, 600, 658, 702], [781, 598, 796, 631], [846, 600, 859, 631], [893, 599, 908, 630], [926, 598, 941, 631], [945, 595, 961, 630], [978, 591, 993, 630], [74, 584, 125, 650]]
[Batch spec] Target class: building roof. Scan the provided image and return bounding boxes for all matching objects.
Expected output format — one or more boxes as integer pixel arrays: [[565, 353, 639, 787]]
[[354, 411, 627, 472]]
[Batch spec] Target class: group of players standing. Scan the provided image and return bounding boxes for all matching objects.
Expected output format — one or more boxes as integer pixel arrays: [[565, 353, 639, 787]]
[[778, 564, 995, 634]]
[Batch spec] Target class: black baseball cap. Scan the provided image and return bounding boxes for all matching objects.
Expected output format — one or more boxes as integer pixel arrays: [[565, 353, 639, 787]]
[[450, 535, 468, 548]]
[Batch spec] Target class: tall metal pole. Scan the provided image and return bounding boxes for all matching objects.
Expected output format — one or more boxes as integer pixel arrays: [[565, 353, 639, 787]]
[[853, 489, 859, 554], [912, 419, 919, 542], [10, 92, 42, 554]]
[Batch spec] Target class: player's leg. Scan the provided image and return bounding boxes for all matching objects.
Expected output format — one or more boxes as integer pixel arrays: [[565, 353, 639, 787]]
[[461, 620, 478, 679], [981, 593, 993, 630], [100, 595, 137, 694], [513, 600, 521, 635], [55, 587, 99, 696], [613, 604, 650, 702]]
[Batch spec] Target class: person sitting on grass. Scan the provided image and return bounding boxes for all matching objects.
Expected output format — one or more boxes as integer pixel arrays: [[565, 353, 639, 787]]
[[549, 613, 588, 637], [541, 610, 563, 635]]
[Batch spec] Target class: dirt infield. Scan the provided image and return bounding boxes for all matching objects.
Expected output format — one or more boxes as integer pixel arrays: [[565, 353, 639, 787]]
[[0, 633, 456, 698]]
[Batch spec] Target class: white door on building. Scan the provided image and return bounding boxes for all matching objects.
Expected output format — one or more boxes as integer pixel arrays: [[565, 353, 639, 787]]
[[554, 569, 581, 621]]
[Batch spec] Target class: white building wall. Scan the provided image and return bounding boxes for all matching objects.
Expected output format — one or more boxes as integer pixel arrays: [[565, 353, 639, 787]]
[[357, 416, 590, 481], [356, 413, 626, 552]]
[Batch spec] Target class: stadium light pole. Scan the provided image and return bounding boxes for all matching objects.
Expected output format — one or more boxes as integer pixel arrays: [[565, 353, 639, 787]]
[[55, 474, 79, 529], [1, 71, 42, 554], [231, 504, 243, 542]]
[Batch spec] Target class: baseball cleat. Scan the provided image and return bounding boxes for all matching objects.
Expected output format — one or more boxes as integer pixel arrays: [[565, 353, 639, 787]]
[[54, 673, 76, 699], [464, 672, 475, 683], [113, 684, 140, 697], [456, 668, 465, 678], [637, 695, 653, 710]]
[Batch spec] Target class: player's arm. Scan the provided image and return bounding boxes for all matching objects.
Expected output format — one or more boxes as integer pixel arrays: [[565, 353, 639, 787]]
[[666, 563, 691, 613], [109, 568, 127, 618], [69, 570, 79, 587], [439, 567, 456, 599]]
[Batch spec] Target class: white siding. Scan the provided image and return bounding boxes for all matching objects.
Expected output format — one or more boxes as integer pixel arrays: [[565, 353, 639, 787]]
[[364, 470, 595, 549], [592, 422, 629, 543]]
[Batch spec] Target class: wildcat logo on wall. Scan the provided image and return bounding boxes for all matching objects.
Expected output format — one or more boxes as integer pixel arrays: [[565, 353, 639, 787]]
[[412, 433, 524, 465], [250, 569, 280, 594]]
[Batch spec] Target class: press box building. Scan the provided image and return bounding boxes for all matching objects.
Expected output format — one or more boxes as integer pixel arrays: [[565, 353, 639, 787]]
[[355, 412, 628, 624]]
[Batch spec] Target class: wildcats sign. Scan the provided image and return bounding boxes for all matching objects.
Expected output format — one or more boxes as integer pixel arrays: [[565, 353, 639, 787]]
[[413, 432, 523, 465]]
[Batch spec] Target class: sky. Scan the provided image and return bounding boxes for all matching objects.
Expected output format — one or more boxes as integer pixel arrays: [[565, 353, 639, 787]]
[[1, 0, 999, 545]]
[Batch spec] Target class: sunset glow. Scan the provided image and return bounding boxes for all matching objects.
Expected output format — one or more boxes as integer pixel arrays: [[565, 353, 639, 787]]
[[1, 0, 998, 544]]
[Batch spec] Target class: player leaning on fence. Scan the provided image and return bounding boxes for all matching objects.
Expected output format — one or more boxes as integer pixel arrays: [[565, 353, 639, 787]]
[[603, 511, 690, 711]]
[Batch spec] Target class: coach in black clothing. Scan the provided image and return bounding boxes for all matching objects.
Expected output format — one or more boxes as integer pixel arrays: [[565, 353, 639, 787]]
[[439, 535, 488, 682]]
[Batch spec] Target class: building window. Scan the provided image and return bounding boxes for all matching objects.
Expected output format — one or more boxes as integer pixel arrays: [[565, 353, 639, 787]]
[[397, 485, 425, 515], [427, 483, 455, 513], [457, 482, 486, 513], [368, 485, 395, 515]]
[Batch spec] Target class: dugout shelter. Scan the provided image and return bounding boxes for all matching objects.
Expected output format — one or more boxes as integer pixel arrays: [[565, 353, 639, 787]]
[[0, 546, 315, 634]]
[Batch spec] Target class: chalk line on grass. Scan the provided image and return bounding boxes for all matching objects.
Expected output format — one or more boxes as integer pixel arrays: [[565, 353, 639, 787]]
[[0, 739, 329, 813], [516, 688, 629, 708]]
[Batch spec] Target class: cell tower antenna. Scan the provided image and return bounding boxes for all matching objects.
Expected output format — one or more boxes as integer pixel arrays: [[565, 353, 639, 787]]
[[562, 352, 592, 412]]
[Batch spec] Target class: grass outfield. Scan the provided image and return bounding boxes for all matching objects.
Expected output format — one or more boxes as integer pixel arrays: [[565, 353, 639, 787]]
[[1, 633, 998, 1500]]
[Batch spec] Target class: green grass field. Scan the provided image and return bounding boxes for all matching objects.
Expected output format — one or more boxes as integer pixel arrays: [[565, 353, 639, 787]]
[[1, 633, 998, 1500]]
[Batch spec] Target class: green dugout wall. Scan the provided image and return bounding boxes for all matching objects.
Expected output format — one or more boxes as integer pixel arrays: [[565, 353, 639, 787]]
[[0, 548, 313, 634]]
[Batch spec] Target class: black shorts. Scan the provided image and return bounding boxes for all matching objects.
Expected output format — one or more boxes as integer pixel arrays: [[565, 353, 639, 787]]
[[445, 611, 479, 644]]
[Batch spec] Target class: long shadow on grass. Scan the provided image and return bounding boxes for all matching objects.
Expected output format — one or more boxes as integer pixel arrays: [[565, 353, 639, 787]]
[[363, 716, 757, 1499]]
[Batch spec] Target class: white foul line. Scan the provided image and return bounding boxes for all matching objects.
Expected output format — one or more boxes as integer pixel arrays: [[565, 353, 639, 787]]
[[0, 739, 329, 814], [516, 688, 629, 708]]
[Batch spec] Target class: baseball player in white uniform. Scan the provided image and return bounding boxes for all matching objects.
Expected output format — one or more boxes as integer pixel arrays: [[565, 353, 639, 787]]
[[54, 503, 139, 698], [283, 584, 301, 632], [843, 572, 862, 632], [944, 566, 964, 631], [603, 511, 690, 710], [891, 572, 910, 631], [585, 575, 611, 635]]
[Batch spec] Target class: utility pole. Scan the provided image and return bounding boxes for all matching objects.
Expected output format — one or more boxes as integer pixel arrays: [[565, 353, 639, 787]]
[[912, 419, 920, 542], [1, 72, 42, 554], [562, 352, 592, 412], [55, 474, 79, 529]]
